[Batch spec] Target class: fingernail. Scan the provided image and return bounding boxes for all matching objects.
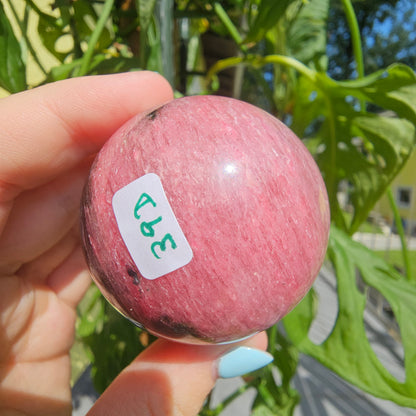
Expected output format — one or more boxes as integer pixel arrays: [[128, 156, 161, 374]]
[[217, 347, 273, 379]]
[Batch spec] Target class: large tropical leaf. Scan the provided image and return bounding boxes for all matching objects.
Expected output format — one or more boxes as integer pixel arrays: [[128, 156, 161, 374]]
[[336, 64, 416, 125], [284, 226, 416, 408], [293, 64, 416, 234]]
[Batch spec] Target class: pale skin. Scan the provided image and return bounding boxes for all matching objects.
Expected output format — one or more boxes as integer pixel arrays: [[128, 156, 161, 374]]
[[0, 72, 267, 416]]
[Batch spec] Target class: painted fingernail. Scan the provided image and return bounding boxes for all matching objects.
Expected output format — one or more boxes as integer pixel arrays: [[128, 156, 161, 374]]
[[217, 347, 273, 379]]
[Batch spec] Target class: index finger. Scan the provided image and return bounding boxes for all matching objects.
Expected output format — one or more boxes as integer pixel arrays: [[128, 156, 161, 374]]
[[0, 71, 173, 198], [88, 332, 269, 416]]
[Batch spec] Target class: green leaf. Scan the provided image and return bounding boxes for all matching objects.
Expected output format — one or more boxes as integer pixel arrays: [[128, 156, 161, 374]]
[[252, 371, 299, 416], [328, 112, 414, 233], [250, 328, 300, 416], [284, 226, 416, 408], [281, 290, 317, 348], [76, 285, 106, 337], [0, 2, 26, 92], [251, 404, 277, 416], [335, 64, 416, 125], [143, 18, 163, 73], [47, 55, 141, 82], [36, 10, 68, 62], [89, 56, 141, 75], [291, 75, 324, 137], [287, 0, 329, 69], [300, 64, 416, 234], [136, 0, 157, 33], [70, 338, 91, 386], [76, 285, 156, 393], [244, 0, 296, 44]]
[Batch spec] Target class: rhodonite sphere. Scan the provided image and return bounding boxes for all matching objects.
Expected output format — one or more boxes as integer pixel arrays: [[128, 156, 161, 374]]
[[81, 95, 330, 344]]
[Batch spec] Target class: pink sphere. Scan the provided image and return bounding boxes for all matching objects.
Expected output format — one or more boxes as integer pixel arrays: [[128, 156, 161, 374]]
[[81, 95, 330, 344]]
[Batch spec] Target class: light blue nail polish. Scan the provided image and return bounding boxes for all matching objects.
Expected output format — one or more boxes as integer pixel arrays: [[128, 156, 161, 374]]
[[218, 347, 273, 378]]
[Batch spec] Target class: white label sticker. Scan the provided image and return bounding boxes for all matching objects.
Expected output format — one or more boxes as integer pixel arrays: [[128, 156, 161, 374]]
[[112, 173, 193, 280]]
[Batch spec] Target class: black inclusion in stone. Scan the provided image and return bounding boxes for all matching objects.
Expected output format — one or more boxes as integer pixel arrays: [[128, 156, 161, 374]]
[[146, 108, 159, 120], [150, 315, 209, 341], [127, 266, 140, 285]]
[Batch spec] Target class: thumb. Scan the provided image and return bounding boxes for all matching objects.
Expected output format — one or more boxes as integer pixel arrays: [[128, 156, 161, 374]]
[[87, 332, 270, 416]]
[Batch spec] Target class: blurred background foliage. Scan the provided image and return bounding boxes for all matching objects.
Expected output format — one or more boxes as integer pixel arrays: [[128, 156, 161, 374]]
[[1, 0, 416, 414]]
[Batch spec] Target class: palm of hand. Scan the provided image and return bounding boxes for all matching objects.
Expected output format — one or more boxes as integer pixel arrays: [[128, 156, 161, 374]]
[[0, 166, 90, 415], [0, 72, 174, 416]]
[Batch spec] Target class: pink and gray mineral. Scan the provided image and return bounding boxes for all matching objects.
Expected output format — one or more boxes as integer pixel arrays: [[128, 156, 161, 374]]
[[80, 95, 330, 344]]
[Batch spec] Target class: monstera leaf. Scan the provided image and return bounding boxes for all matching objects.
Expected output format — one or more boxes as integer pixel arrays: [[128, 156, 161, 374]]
[[293, 64, 416, 234], [36, 9, 68, 62], [36, 0, 112, 63], [284, 226, 416, 408]]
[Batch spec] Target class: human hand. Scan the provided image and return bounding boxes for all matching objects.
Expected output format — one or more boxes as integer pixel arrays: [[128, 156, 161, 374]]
[[0, 72, 270, 416]]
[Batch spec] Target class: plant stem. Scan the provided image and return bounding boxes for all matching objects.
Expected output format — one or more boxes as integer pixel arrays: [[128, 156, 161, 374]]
[[206, 56, 244, 85], [341, 0, 366, 110], [206, 54, 316, 87], [323, 92, 338, 215], [262, 55, 317, 83], [213, 2, 247, 52], [341, 0, 364, 78], [268, 325, 277, 357], [76, 0, 114, 77], [210, 382, 253, 415], [387, 188, 413, 281]]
